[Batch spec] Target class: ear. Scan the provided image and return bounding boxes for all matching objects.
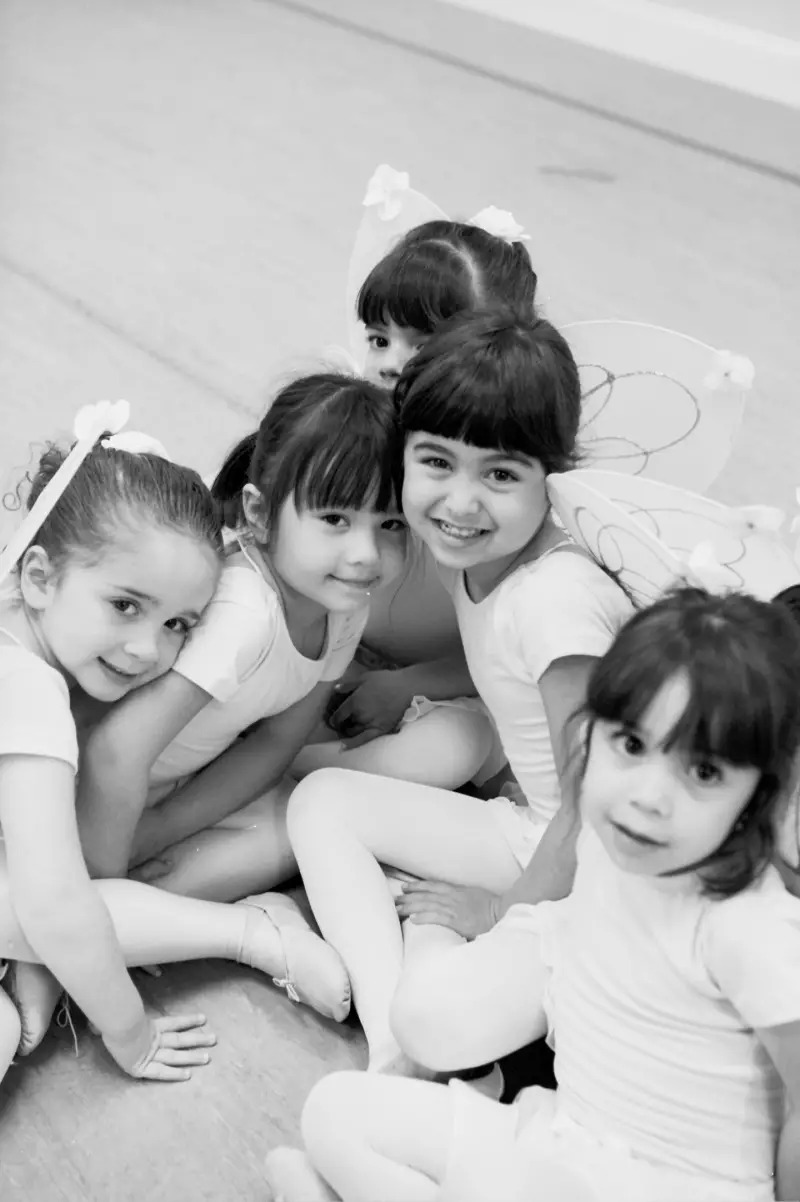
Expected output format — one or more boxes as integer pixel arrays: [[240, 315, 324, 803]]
[[18, 546, 58, 611], [242, 484, 269, 544]]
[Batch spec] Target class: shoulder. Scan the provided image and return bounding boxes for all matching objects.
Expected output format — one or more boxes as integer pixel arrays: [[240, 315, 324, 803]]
[[702, 870, 800, 1027], [0, 646, 77, 769], [174, 564, 282, 700], [510, 548, 631, 618]]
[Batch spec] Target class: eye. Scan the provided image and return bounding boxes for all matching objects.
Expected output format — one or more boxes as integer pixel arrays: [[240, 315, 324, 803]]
[[320, 513, 348, 528], [165, 617, 192, 637], [110, 598, 139, 617], [488, 468, 519, 484], [366, 333, 389, 350], [382, 518, 407, 533], [690, 759, 723, 786], [612, 728, 645, 757], [421, 456, 450, 471]]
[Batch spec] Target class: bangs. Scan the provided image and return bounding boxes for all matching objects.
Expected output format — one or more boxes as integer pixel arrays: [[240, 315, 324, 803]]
[[357, 241, 477, 334], [589, 621, 780, 771], [291, 426, 401, 516]]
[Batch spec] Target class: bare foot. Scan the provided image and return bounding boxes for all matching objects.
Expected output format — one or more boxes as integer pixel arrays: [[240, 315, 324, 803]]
[[265, 1147, 338, 1202], [371, 1049, 504, 1099], [6, 963, 62, 1055], [237, 893, 351, 1022], [0, 988, 21, 1076]]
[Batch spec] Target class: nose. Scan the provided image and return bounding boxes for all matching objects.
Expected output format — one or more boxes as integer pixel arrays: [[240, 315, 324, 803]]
[[345, 526, 381, 569], [629, 760, 672, 818], [379, 344, 408, 381], [123, 626, 161, 667], [443, 475, 482, 518]]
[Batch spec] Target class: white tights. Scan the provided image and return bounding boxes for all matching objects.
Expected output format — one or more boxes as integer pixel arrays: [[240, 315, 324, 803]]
[[287, 768, 541, 1069], [294, 705, 495, 792]]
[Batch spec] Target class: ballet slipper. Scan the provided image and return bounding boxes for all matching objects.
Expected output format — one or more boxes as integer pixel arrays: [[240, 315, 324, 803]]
[[264, 1147, 338, 1202], [5, 962, 63, 1056], [237, 892, 351, 1023]]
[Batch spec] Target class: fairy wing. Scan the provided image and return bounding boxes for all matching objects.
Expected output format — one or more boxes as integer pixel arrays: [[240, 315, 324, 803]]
[[345, 165, 448, 373], [563, 321, 752, 492], [547, 469, 798, 606]]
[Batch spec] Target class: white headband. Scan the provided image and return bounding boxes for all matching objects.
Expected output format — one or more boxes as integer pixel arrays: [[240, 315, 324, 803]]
[[0, 400, 171, 583]]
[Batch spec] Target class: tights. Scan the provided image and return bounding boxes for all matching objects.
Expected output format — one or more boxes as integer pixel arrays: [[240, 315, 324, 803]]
[[287, 768, 534, 1069]]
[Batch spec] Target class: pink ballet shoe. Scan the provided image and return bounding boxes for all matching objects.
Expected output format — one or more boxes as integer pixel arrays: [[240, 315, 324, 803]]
[[236, 892, 351, 1023]]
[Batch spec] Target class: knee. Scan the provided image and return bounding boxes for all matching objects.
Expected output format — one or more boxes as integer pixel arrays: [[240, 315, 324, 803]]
[[390, 973, 457, 1072], [301, 1070, 367, 1159], [286, 768, 352, 841]]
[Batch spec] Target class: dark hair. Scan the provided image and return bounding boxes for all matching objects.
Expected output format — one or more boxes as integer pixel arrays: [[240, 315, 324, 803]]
[[395, 310, 581, 474], [14, 442, 223, 571], [357, 220, 537, 334], [211, 373, 404, 531], [582, 587, 800, 897]]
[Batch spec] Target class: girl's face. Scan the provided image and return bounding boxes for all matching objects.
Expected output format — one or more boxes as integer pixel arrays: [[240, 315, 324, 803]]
[[582, 672, 760, 879], [364, 319, 429, 388], [22, 524, 220, 700], [269, 496, 407, 616], [402, 433, 548, 586]]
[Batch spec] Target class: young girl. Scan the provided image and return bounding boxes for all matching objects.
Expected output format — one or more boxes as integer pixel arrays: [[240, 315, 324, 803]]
[[77, 375, 407, 930], [295, 210, 540, 791], [0, 410, 352, 1082], [286, 311, 634, 1075], [267, 588, 800, 1202]]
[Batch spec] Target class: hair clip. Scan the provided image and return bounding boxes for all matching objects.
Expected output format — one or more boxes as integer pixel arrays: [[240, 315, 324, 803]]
[[362, 165, 411, 222], [471, 205, 530, 243]]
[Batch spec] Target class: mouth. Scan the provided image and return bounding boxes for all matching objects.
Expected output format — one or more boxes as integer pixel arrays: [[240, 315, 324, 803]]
[[97, 657, 141, 683], [331, 576, 380, 593], [432, 518, 490, 544], [610, 820, 665, 849]]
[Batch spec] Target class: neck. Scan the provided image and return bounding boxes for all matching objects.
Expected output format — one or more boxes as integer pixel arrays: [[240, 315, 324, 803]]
[[248, 543, 328, 643], [464, 512, 562, 602]]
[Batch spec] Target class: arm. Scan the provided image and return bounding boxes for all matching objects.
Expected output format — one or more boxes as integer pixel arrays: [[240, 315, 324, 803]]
[[131, 682, 334, 864], [494, 654, 593, 916], [757, 1020, 800, 1200], [77, 672, 211, 878], [393, 649, 476, 703], [0, 755, 145, 1041]]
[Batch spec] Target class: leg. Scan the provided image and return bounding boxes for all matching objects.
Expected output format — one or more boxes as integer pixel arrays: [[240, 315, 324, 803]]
[[132, 778, 296, 903], [0, 984, 21, 1084], [392, 913, 550, 1071], [294, 707, 495, 792], [0, 877, 349, 1021], [271, 1071, 456, 1202], [287, 769, 521, 1068]]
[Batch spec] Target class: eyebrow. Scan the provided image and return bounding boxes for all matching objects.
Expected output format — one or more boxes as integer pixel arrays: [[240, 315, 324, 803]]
[[111, 585, 201, 622], [411, 440, 533, 466]]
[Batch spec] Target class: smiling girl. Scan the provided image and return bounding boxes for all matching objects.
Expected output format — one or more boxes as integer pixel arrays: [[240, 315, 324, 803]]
[[286, 312, 633, 1076]]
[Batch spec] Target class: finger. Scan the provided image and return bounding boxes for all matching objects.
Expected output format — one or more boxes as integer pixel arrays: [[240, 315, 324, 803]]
[[396, 898, 454, 921], [328, 692, 358, 726], [155, 1048, 213, 1067], [137, 964, 163, 978], [155, 1013, 209, 1032], [404, 909, 458, 928], [140, 1063, 193, 1083], [401, 880, 454, 897], [158, 1029, 217, 1049]]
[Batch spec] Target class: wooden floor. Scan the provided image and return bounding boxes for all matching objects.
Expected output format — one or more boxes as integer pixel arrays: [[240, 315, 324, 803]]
[[0, 0, 798, 1197]]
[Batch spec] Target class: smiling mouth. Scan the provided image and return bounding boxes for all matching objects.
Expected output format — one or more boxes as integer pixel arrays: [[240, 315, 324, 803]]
[[98, 658, 140, 681], [332, 576, 379, 590], [433, 519, 490, 542]]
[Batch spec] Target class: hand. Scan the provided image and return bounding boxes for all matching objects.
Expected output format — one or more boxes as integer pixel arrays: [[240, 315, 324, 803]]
[[327, 670, 412, 748], [395, 881, 500, 940], [103, 1012, 216, 1081], [130, 855, 173, 884]]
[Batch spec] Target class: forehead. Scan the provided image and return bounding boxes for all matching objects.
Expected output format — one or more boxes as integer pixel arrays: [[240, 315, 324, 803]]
[[637, 673, 692, 740], [76, 525, 219, 610]]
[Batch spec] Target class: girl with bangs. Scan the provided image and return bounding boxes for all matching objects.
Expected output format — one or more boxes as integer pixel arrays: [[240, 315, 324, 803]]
[[297, 218, 540, 792], [77, 373, 408, 1024], [286, 312, 633, 1080], [269, 589, 800, 1202]]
